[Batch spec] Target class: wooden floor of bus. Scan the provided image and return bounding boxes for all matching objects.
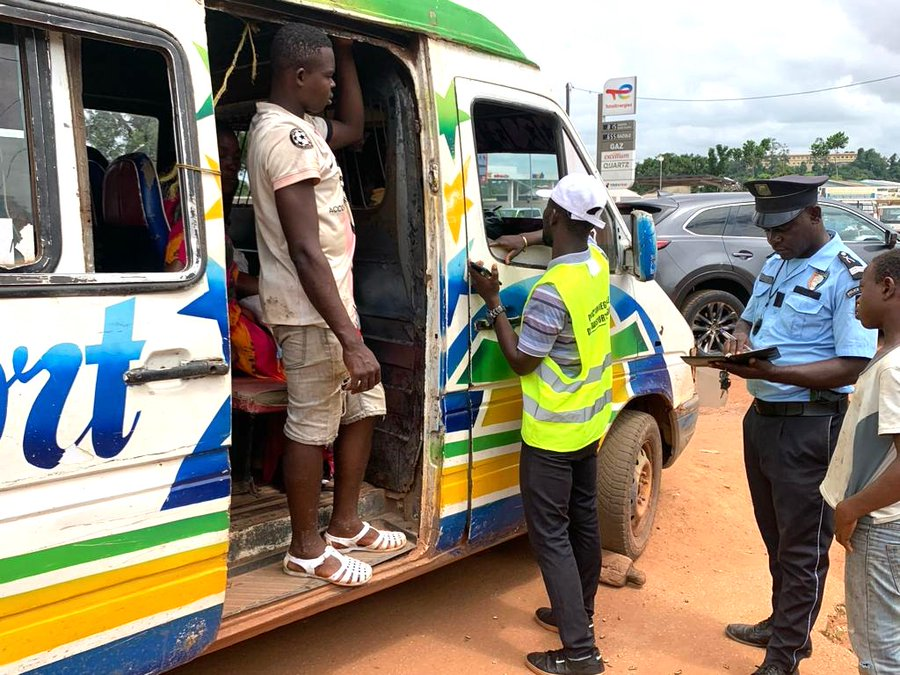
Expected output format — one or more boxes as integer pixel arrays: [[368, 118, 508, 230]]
[[222, 541, 414, 617]]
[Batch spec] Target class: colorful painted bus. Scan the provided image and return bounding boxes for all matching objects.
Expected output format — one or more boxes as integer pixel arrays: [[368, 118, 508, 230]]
[[0, 1, 699, 672]]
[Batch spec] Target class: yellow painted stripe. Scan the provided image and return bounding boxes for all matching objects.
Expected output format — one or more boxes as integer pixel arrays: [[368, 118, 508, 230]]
[[0, 542, 227, 619], [440, 463, 468, 509], [0, 549, 226, 665], [482, 385, 523, 426], [471, 451, 519, 501], [612, 363, 629, 403]]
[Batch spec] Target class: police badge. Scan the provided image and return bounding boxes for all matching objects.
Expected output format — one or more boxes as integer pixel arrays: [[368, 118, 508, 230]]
[[290, 128, 312, 149]]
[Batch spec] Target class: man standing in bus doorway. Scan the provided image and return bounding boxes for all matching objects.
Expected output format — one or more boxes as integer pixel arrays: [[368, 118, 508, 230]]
[[470, 173, 613, 675], [247, 24, 406, 587], [713, 176, 877, 675]]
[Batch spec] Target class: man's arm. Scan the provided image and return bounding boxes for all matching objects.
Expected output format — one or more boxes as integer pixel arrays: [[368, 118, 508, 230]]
[[834, 437, 900, 552], [274, 180, 380, 393], [715, 355, 868, 388], [326, 37, 364, 151], [468, 261, 542, 375]]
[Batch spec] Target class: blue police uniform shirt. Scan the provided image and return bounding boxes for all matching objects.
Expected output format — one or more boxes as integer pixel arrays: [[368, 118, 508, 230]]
[[741, 232, 877, 402]]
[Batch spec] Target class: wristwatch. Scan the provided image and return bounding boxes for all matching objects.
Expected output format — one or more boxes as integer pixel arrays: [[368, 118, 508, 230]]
[[486, 304, 507, 325]]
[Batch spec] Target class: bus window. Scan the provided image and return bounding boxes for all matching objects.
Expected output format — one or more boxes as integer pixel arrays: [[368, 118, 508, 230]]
[[76, 37, 180, 274], [0, 24, 38, 269]]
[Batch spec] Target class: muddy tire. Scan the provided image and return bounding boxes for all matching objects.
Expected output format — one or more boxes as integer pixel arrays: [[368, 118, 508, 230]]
[[597, 410, 663, 560], [681, 289, 744, 355]]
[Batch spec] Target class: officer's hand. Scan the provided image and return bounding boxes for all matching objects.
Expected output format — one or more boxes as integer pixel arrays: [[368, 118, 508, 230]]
[[468, 259, 501, 303], [710, 357, 775, 381], [342, 341, 381, 394], [834, 501, 858, 553], [724, 329, 750, 355]]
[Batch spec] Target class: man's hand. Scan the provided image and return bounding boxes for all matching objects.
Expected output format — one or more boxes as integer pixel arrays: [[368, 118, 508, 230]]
[[331, 35, 353, 50], [468, 260, 501, 304], [834, 500, 859, 553], [490, 235, 529, 264], [724, 328, 751, 355], [342, 340, 381, 394], [711, 357, 776, 381]]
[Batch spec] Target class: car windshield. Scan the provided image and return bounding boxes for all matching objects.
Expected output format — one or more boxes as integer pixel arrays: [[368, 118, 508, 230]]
[[880, 207, 900, 222]]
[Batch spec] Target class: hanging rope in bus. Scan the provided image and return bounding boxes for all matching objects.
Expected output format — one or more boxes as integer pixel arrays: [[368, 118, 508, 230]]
[[160, 22, 258, 185], [213, 21, 259, 107]]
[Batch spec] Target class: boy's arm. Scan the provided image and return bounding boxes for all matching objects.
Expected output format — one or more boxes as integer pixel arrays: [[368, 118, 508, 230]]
[[275, 180, 380, 393], [326, 37, 364, 151], [834, 435, 900, 552]]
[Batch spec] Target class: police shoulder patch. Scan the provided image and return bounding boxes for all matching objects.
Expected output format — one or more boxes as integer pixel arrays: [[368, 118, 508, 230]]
[[837, 251, 864, 280], [846, 286, 861, 299], [290, 128, 312, 149]]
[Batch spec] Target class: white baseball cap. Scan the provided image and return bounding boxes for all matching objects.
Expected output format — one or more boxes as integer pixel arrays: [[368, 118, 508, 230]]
[[536, 174, 608, 229]]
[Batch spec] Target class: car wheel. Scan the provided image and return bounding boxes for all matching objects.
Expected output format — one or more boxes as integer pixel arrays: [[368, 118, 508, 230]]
[[597, 410, 663, 560], [681, 289, 745, 354]]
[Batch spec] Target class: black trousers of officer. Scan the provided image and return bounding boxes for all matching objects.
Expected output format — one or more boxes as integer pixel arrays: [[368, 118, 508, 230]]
[[520, 440, 601, 659], [743, 404, 844, 672]]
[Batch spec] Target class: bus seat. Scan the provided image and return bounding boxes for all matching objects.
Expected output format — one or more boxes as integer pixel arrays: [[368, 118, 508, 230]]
[[100, 152, 169, 272]]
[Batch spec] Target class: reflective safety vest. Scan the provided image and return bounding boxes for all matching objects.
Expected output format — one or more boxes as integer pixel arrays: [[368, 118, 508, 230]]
[[520, 245, 613, 452]]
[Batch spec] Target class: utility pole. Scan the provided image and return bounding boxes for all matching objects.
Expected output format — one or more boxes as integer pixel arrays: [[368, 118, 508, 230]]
[[565, 82, 573, 115], [657, 154, 664, 191]]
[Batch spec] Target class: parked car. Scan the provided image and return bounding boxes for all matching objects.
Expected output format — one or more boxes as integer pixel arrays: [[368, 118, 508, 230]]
[[879, 205, 900, 232], [498, 206, 543, 218], [619, 192, 899, 353]]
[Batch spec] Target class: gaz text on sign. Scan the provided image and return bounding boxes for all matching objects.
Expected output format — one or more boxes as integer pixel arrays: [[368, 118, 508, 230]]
[[599, 120, 635, 153]]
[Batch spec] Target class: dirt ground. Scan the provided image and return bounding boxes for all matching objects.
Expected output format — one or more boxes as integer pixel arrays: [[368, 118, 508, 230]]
[[175, 380, 857, 674]]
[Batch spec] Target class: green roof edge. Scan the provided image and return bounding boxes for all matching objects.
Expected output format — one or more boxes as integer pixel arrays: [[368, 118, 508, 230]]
[[300, 0, 535, 66]]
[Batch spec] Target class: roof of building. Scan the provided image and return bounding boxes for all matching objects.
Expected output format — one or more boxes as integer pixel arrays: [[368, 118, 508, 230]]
[[291, 0, 532, 64]]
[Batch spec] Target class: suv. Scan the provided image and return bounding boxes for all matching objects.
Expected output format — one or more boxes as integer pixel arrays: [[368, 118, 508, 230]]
[[619, 192, 898, 353]]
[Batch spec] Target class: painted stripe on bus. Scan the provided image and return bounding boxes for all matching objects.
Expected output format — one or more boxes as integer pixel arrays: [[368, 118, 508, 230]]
[[0, 542, 227, 618], [0, 511, 228, 585], [8, 596, 223, 674], [0, 555, 225, 665]]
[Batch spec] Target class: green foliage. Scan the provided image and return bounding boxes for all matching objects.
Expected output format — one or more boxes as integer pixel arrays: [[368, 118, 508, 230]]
[[84, 110, 159, 164], [637, 129, 900, 188]]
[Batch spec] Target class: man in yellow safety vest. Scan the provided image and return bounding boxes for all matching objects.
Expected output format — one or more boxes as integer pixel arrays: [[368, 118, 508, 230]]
[[469, 173, 613, 675]]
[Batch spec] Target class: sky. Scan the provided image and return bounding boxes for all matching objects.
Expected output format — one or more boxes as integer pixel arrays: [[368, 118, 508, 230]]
[[456, 0, 900, 164]]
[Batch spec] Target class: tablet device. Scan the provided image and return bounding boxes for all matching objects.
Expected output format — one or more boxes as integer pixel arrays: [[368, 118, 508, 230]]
[[681, 346, 781, 368]]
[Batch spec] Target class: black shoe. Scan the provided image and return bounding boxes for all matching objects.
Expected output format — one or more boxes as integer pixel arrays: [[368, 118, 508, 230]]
[[525, 649, 604, 675], [534, 607, 595, 634], [751, 665, 799, 675], [725, 617, 773, 648]]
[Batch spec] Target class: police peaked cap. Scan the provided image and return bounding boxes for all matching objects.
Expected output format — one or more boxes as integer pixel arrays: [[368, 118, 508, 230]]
[[744, 175, 828, 229]]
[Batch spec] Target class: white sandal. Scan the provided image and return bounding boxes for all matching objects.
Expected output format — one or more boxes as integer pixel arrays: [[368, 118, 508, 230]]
[[282, 545, 373, 587], [325, 521, 407, 553]]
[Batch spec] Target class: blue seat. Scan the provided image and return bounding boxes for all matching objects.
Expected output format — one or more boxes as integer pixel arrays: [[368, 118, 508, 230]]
[[101, 152, 170, 271]]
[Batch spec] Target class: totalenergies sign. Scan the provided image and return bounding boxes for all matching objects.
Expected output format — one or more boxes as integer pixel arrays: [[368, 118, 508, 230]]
[[602, 76, 637, 117]]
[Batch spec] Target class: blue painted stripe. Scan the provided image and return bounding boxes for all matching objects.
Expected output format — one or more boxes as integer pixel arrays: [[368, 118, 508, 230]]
[[163, 472, 231, 511], [162, 397, 231, 511], [468, 492, 525, 544], [25, 604, 222, 674], [436, 510, 467, 551]]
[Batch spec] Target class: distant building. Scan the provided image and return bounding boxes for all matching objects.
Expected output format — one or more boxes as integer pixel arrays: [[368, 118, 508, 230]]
[[786, 151, 857, 168]]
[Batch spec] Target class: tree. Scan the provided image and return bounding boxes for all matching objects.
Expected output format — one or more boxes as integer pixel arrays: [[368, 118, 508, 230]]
[[809, 131, 849, 175], [84, 110, 159, 164]]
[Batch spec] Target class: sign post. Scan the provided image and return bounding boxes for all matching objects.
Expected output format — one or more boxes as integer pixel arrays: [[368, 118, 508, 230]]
[[598, 76, 637, 189]]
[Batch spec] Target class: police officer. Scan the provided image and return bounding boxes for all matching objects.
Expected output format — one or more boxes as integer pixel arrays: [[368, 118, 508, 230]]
[[714, 175, 877, 675]]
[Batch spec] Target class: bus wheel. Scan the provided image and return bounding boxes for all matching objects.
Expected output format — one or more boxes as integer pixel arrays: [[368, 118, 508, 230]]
[[597, 410, 663, 560]]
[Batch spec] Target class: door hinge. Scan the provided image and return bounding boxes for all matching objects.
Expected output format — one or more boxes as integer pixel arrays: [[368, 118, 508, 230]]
[[427, 161, 439, 194]]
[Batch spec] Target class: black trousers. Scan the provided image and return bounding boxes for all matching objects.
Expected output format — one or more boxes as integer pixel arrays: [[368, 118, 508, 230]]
[[520, 441, 601, 659], [743, 405, 845, 672]]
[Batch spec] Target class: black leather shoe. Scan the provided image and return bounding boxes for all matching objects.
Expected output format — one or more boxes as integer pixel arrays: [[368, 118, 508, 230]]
[[525, 648, 604, 675], [534, 607, 595, 634], [751, 665, 799, 675], [726, 617, 773, 648]]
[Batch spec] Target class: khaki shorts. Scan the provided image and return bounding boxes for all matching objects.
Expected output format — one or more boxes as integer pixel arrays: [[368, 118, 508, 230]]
[[272, 325, 386, 446]]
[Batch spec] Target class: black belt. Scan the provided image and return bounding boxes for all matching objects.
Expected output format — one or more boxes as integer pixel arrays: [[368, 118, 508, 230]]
[[753, 397, 848, 417]]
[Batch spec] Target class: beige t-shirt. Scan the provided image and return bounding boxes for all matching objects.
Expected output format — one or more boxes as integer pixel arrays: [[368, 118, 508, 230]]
[[247, 102, 356, 327]]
